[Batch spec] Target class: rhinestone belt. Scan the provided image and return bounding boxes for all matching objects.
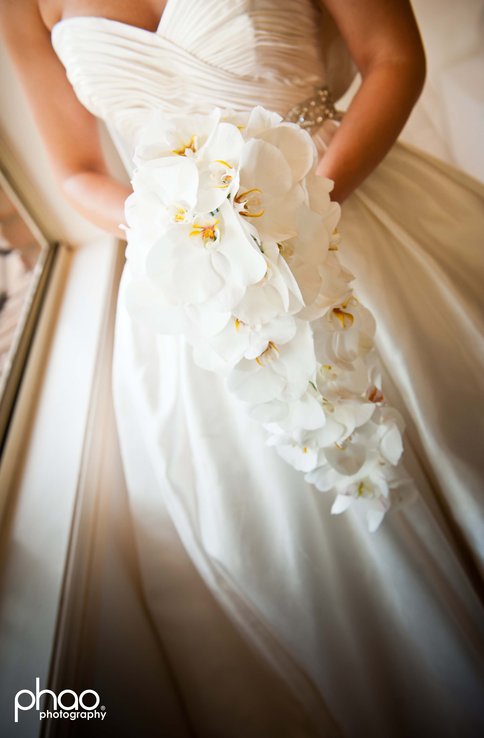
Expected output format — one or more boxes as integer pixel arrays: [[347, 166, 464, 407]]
[[284, 85, 343, 131]]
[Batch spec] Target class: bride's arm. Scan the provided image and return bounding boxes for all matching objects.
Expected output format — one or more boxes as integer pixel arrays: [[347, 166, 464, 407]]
[[0, 0, 131, 238], [317, 0, 426, 202]]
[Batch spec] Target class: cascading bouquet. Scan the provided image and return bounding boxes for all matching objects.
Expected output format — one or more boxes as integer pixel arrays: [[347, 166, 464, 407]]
[[123, 105, 413, 532]]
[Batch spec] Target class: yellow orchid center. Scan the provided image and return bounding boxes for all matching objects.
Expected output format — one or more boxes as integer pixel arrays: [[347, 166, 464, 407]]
[[320, 363, 337, 382], [173, 206, 187, 223], [357, 481, 374, 499], [333, 307, 354, 329], [190, 218, 220, 244], [335, 434, 352, 450], [332, 295, 359, 327], [255, 341, 279, 366], [368, 385, 384, 403], [235, 188, 265, 218], [213, 159, 234, 189], [234, 318, 246, 331], [172, 134, 197, 156]]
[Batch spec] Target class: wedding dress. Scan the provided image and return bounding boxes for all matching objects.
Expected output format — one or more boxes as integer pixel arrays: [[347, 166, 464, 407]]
[[51, 1, 484, 735]]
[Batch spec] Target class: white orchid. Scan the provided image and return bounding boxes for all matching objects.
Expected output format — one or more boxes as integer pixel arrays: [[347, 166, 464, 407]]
[[255, 122, 317, 183], [195, 121, 244, 212], [234, 240, 304, 325], [145, 198, 267, 311], [315, 358, 375, 402], [125, 156, 199, 247], [235, 138, 306, 241], [133, 108, 221, 165], [206, 312, 297, 367], [312, 295, 376, 370], [305, 406, 406, 531], [268, 431, 321, 473], [329, 470, 393, 533], [280, 205, 350, 321], [250, 384, 326, 429], [227, 319, 316, 404], [265, 393, 376, 474], [281, 204, 337, 267], [124, 104, 412, 532], [243, 106, 284, 138], [302, 169, 335, 215]]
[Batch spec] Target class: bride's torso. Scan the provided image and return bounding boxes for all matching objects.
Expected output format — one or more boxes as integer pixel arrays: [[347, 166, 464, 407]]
[[49, 0, 354, 165]]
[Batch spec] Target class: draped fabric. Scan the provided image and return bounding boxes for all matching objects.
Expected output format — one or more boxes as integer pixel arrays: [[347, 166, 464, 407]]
[[52, 2, 484, 735]]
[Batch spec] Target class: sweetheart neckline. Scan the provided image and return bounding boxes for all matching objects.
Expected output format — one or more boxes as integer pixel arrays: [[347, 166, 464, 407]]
[[50, 0, 172, 38]]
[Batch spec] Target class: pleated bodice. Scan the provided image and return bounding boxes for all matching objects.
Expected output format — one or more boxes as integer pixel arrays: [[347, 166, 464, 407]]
[[51, 0, 353, 161]]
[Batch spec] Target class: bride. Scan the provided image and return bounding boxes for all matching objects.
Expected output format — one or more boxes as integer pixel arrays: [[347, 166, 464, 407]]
[[2, 0, 483, 735]]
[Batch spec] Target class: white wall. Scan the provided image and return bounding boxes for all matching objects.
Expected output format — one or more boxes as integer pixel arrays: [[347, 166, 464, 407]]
[[402, 0, 484, 180]]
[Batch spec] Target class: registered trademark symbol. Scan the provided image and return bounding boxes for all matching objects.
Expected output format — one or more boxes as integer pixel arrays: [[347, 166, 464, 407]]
[[101, 706, 106, 711]]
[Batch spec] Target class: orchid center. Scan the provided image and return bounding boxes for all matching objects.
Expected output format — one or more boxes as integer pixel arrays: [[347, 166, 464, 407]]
[[356, 480, 375, 499], [235, 188, 265, 218], [335, 434, 352, 450], [331, 296, 359, 329], [255, 340, 279, 366], [332, 307, 354, 329], [172, 134, 198, 157], [168, 204, 189, 223], [190, 217, 220, 246], [320, 364, 337, 381], [211, 159, 235, 189], [368, 385, 384, 403]]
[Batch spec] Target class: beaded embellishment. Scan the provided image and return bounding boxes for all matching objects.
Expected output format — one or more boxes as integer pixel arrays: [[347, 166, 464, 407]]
[[285, 85, 343, 131]]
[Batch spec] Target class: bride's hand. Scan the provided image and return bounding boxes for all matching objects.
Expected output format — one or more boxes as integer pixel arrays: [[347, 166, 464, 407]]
[[316, 0, 426, 202]]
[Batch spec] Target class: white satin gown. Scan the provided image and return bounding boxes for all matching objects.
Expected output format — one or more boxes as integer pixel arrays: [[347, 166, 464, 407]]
[[52, 1, 484, 736]]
